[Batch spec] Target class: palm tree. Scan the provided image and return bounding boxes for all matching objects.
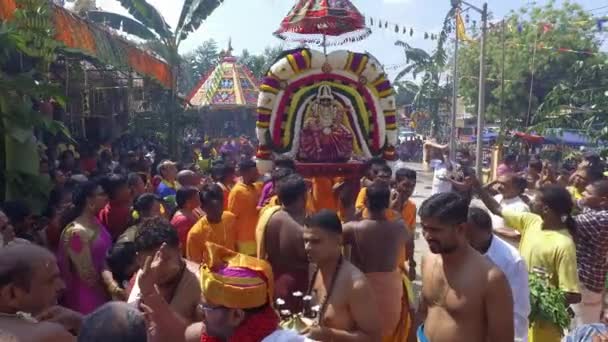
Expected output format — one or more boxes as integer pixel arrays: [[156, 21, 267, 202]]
[[87, 0, 225, 156], [394, 8, 455, 138]]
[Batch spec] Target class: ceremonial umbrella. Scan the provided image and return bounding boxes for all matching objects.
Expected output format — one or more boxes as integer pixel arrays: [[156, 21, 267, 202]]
[[274, 0, 371, 49]]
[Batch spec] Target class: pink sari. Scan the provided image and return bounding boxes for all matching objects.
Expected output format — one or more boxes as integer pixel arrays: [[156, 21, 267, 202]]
[[57, 220, 112, 314]]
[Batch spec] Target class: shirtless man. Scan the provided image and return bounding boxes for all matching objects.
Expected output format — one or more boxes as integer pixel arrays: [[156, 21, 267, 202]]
[[128, 217, 201, 326], [343, 182, 414, 341], [0, 244, 83, 341], [303, 209, 381, 342], [257, 173, 309, 312], [417, 192, 513, 342]]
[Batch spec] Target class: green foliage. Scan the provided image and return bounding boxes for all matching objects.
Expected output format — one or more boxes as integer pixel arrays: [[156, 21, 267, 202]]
[[528, 270, 571, 334], [239, 46, 283, 79], [90, 0, 224, 156], [180, 39, 219, 93], [393, 9, 455, 138], [115, 0, 172, 40], [0, 0, 71, 212], [457, 1, 606, 139], [87, 11, 157, 40]]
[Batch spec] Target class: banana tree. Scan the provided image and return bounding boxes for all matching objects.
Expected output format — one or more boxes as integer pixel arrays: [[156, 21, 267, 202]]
[[87, 0, 225, 156]]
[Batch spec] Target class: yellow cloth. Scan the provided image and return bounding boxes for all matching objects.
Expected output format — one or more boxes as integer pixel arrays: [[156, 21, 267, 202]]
[[201, 243, 274, 309], [502, 210, 579, 342], [567, 186, 584, 201], [366, 271, 411, 342], [227, 183, 260, 256], [355, 187, 368, 212], [256, 205, 282, 260], [186, 212, 237, 264]]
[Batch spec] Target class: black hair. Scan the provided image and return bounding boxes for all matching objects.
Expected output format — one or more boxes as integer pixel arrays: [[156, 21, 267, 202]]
[[274, 156, 296, 170], [305, 209, 342, 235], [379, 164, 392, 176], [276, 173, 307, 207], [467, 207, 493, 232], [200, 183, 224, 206], [366, 182, 390, 212], [238, 159, 257, 172], [175, 186, 199, 210], [100, 174, 128, 200], [61, 180, 100, 228], [210, 163, 226, 181], [592, 180, 608, 197], [77, 302, 147, 342], [134, 217, 179, 252], [2, 201, 31, 224], [395, 168, 416, 182], [528, 159, 543, 173], [538, 185, 575, 235], [365, 157, 387, 172], [133, 194, 161, 218], [419, 192, 469, 225], [127, 172, 142, 187], [106, 242, 137, 286], [504, 154, 516, 163], [514, 176, 527, 194], [271, 167, 294, 183]]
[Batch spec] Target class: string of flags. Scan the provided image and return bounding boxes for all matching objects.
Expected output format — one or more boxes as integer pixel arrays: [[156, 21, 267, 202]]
[[366, 16, 446, 40]]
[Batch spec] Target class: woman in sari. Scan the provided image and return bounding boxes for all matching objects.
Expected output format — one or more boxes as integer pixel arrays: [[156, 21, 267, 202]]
[[57, 180, 122, 314], [170, 187, 201, 252]]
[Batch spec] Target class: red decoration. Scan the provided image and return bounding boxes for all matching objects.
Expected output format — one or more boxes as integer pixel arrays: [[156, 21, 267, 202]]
[[274, 0, 371, 46]]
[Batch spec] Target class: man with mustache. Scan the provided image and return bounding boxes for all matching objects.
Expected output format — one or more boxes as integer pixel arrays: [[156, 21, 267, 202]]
[[417, 192, 514, 342]]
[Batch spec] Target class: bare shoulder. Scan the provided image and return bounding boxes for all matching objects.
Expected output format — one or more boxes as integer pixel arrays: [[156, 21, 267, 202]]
[[184, 322, 203, 342], [33, 322, 75, 342], [342, 260, 368, 288], [487, 264, 508, 286]]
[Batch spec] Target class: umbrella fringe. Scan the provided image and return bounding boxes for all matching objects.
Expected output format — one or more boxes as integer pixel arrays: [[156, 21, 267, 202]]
[[274, 28, 372, 46]]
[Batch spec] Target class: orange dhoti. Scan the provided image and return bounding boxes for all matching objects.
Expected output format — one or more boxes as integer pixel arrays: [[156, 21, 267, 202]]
[[366, 271, 411, 342]]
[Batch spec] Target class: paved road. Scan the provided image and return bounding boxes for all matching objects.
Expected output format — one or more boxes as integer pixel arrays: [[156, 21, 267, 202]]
[[398, 162, 432, 303]]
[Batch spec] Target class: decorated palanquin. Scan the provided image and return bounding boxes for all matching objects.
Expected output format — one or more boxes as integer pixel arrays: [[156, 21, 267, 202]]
[[187, 43, 260, 137], [255, 48, 398, 177]]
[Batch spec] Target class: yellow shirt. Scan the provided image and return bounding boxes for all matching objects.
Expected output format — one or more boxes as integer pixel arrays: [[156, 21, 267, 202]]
[[186, 211, 237, 264], [502, 210, 579, 342], [227, 183, 260, 255]]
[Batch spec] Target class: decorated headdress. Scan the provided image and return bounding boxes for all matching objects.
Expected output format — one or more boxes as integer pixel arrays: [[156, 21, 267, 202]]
[[201, 243, 274, 310], [318, 85, 334, 100]]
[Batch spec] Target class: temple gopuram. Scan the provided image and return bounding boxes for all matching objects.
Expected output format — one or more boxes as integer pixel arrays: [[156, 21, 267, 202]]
[[187, 42, 259, 138]]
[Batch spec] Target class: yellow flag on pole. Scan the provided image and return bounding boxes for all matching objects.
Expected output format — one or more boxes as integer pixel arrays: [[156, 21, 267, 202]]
[[456, 9, 473, 42]]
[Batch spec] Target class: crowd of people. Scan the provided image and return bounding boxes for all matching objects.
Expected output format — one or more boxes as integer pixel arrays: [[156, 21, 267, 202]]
[[0, 134, 607, 342]]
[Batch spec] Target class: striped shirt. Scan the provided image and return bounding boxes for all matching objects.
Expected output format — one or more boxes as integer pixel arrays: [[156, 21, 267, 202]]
[[574, 208, 608, 293]]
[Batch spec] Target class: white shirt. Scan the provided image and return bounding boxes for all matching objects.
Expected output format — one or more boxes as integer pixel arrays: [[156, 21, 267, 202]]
[[491, 194, 530, 230], [485, 235, 530, 342], [262, 330, 314, 342], [431, 163, 452, 195]]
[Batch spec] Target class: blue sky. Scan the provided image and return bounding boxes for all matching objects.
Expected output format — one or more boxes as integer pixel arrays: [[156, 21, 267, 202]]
[[95, 0, 605, 79]]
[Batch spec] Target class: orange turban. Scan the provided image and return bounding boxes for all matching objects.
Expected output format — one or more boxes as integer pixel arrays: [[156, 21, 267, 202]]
[[201, 243, 274, 310]]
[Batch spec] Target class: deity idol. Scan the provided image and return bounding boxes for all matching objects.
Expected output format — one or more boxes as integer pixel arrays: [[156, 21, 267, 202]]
[[298, 85, 354, 162]]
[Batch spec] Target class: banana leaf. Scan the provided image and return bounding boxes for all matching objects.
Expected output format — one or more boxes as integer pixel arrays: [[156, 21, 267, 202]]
[[87, 11, 157, 40], [115, 0, 172, 40], [176, 0, 224, 42]]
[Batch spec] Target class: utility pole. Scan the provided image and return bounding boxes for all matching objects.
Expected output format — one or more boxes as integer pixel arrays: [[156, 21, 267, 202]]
[[499, 20, 505, 131], [450, 18, 459, 162], [475, 3, 488, 179], [451, 0, 489, 178]]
